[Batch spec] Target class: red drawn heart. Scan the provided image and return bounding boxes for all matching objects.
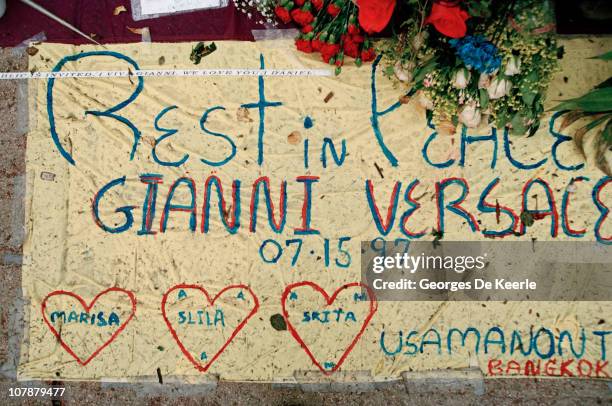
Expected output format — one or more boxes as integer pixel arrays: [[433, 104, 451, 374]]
[[161, 284, 259, 373], [281, 281, 378, 375], [41, 287, 137, 366]]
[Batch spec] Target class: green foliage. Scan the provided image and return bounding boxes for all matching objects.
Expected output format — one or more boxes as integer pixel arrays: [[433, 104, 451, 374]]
[[412, 57, 437, 87], [520, 71, 538, 106], [553, 87, 612, 113], [590, 51, 612, 61], [604, 120, 612, 143], [510, 113, 527, 135], [479, 89, 489, 109], [552, 52, 611, 175]]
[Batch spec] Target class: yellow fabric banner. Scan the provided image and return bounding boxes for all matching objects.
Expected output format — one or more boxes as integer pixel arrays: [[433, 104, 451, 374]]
[[20, 39, 611, 381]]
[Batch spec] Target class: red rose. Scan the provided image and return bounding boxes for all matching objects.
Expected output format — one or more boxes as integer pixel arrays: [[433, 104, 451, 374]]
[[424, 1, 470, 38], [357, 0, 396, 34], [312, 0, 324, 10], [361, 47, 376, 62], [312, 38, 323, 51], [327, 4, 341, 17], [295, 38, 313, 53], [320, 43, 341, 63], [274, 6, 292, 24], [351, 33, 364, 43], [295, 0, 305, 5], [348, 24, 360, 35], [335, 58, 343, 67], [343, 39, 360, 58], [302, 25, 314, 34], [291, 8, 315, 26]]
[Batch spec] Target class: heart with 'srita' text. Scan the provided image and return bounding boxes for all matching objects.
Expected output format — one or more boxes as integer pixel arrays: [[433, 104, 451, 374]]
[[41, 287, 136, 365], [161, 284, 259, 373], [281, 281, 377, 375]]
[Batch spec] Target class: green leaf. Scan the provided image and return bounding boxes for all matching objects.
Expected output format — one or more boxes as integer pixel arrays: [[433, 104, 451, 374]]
[[479, 89, 489, 109], [590, 51, 612, 61], [552, 87, 612, 113], [270, 313, 287, 331], [586, 113, 612, 131], [496, 112, 509, 129], [603, 119, 612, 145], [520, 71, 538, 107], [594, 76, 612, 89], [520, 211, 535, 227], [413, 58, 438, 85], [525, 70, 539, 83], [511, 113, 527, 135], [533, 95, 544, 116], [190, 41, 217, 65], [527, 121, 540, 138], [522, 90, 536, 107]]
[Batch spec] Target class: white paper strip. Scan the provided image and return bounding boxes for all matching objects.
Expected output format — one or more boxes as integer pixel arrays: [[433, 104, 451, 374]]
[[0, 68, 334, 80], [140, 0, 222, 15]]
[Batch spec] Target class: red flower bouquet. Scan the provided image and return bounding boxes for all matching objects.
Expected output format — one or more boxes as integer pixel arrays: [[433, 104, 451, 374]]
[[295, 38, 314, 53], [274, 5, 292, 24], [312, 0, 324, 10], [302, 24, 314, 33], [343, 37, 360, 58], [274, 0, 377, 74], [361, 47, 376, 62], [291, 7, 315, 26], [326, 3, 341, 17], [320, 42, 341, 63]]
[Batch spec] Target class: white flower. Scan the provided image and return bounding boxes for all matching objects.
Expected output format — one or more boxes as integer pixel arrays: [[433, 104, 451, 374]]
[[504, 55, 521, 76], [458, 102, 482, 128], [452, 68, 471, 89], [487, 77, 512, 99], [393, 61, 413, 83], [417, 91, 434, 110], [478, 73, 491, 89]]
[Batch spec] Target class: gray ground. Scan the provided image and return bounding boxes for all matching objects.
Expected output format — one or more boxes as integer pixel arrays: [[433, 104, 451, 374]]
[[0, 47, 610, 405]]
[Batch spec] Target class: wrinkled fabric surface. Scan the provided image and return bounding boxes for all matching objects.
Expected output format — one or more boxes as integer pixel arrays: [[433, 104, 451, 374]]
[[19, 39, 612, 381]]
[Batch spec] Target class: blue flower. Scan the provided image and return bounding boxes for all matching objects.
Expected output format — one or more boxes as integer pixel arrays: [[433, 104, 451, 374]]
[[449, 35, 501, 74]]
